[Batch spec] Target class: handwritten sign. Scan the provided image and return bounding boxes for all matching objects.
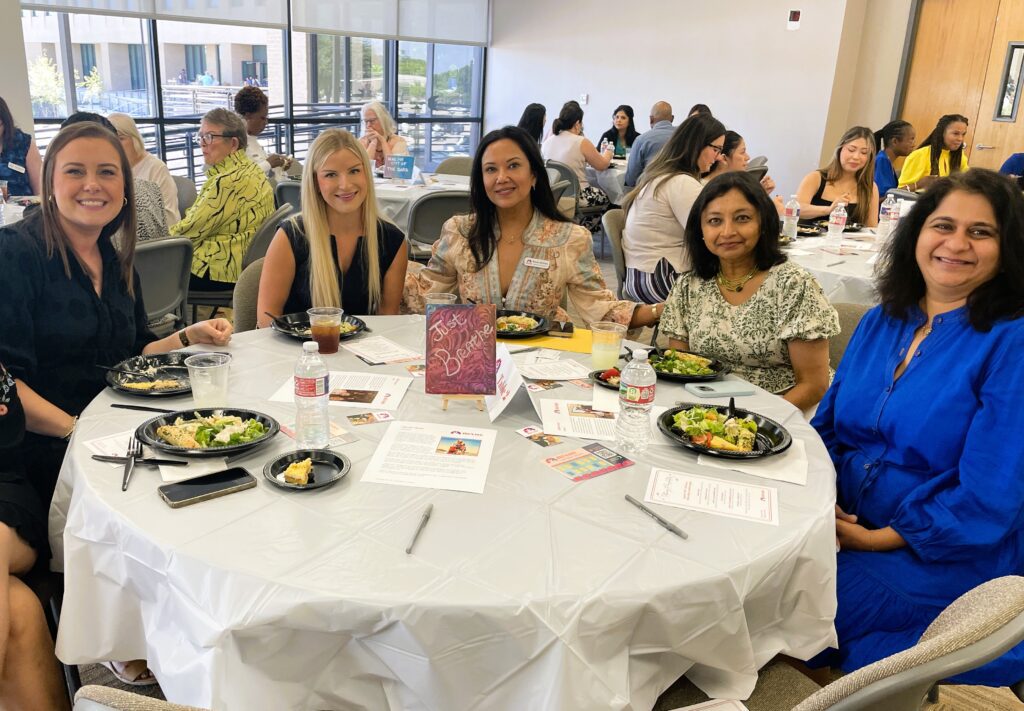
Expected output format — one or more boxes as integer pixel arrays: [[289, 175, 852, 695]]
[[425, 304, 496, 395]]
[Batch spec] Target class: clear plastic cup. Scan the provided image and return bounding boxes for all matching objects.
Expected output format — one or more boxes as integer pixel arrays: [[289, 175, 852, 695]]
[[307, 307, 343, 355], [185, 353, 232, 408], [590, 322, 627, 370]]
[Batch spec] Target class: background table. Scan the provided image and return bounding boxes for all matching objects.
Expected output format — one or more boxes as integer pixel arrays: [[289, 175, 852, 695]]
[[50, 317, 837, 710], [785, 233, 880, 306], [374, 175, 470, 233], [585, 159, 628, 205]]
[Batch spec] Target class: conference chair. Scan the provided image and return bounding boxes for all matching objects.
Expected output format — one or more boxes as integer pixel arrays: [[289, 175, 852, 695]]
[[748, 155, 768, 169], [435, 156, 472, 176], [601, 209, 627, 299], [406, 191, 471, 262], [545, 158, 609, 257], [827, 302, 870, 369], [73, 685, 208, 711], [550, 179, 574, 219], [135, 237, 193, 336], [275, 180, 301, 211], [172, 176, 197, 220], [545, 167, 561, 188], [232, 258, 264, 333], [885, 188, 919, 203]]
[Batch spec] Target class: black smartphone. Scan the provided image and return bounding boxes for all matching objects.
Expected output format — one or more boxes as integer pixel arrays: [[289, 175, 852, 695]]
[[546, 321, 575, 338], [158, 468, 257, 508]]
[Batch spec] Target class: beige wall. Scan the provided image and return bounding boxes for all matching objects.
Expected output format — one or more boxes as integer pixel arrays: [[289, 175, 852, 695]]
[[0, 2, 34, 136]]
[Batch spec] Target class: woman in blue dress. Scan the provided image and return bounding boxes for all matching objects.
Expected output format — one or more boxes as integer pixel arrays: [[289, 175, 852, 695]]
[[872, 120, 915, 201], [0, 98, 42, 196], [810, 168, 1024, 684]]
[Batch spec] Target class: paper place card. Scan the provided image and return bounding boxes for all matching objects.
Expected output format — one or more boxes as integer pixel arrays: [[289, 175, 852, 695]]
[[540, 399, 616, 442], [269, 372, 412, 411], [543, 442, 634, 482], [519, 359, 592, 381], [341, 336, 421, 365], [644, 467, 779, 526], [516, 425, 562, 447], [698, 438, 808, 486], [485, 344, 523, 422], [83, 429, 139, 466], [346, 411, 395, 426], [510, 347, 561, 363], [525, 380, 563, 393], [569, 378, 594, 390], [592, 385, 620, 413]]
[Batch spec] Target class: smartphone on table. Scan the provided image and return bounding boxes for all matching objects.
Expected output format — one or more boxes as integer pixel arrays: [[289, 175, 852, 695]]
[[158, 468, 256, 508]]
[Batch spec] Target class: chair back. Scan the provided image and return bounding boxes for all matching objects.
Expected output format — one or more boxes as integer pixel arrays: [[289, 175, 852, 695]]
[[135, 237, 193, 324], [74, 683, 210, 710], [243, 203, 294, 269], [747, 155, 768, 168], [550, 179, 571, 204], [545, 167, 560, 186], [545, 159, 580, 203], [829, 302, 870, 368], [885, 188, 919, 203], [601, 209, 627, 298], [793, 576, 1024, 711], [275, 180, 302, 211], [436, 156, 472, 176], [232, 259, 264, 333], [172, 176, 197, 220], [407, 192, 471, 251], [746, 164, 769, 182]]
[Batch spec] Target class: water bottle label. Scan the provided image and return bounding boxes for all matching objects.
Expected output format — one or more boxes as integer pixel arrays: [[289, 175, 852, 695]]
[[295, 375, 328, 397], [619, 383, 655, 405]]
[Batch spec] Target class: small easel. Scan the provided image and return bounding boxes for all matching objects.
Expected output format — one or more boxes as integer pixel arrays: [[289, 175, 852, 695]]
[[440, 394, 485, 411]]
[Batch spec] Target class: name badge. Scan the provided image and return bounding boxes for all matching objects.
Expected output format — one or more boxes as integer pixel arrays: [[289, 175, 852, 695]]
[[524, 257, 550, 269], [7, 162, 25, 174]]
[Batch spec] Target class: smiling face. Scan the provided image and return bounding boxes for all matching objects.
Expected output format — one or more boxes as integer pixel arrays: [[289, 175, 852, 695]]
[[51, 136, 125, 240], [316, 147, 368, 218], [701, 188, 761, 263], [725, 138, 750, 171], [839, 137, 872, 173], [613, 111, 629, 131], [943, 121, 968, 151], [698, 134, 726, 174], [199, 119, 237, 166], [481, 138, 535, 212], [915, 190, 1001, 303], [243, 104, 268, 136]]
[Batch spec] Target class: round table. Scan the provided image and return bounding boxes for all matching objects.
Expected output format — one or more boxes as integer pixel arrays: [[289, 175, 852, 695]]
[[585, 160, 628, 205], [50, 318, 837, 710], [785, 233, 880, 306], [375, 175, 470, 234]]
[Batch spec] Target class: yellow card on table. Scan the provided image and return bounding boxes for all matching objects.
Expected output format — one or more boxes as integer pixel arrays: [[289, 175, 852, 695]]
[[498, 328, 593, 354]]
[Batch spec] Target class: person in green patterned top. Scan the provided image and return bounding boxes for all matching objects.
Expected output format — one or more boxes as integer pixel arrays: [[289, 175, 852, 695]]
[[660, 171, 839, 411], [171, 108, 275, 290]]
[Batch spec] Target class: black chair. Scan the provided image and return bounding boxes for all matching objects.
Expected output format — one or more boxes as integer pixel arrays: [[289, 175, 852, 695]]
[[135, 238, 193, 336], [274, 180, 301, 211], [405, 192, 471, 262], [171, 176, 197, 220]]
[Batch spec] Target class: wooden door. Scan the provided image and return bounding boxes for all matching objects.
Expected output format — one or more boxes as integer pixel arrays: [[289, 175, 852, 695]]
[[899, 0, 1000, 164], [969, 0, 1024, 170]]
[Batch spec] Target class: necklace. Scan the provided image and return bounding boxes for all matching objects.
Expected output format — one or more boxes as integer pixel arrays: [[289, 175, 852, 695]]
[[918, 323, 933, 337], [716, 266, 758, 292]]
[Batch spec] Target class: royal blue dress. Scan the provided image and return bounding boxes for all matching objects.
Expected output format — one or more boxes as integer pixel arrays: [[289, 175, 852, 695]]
[[873, 150, 898, 201], [810, 304, 1024, 685]]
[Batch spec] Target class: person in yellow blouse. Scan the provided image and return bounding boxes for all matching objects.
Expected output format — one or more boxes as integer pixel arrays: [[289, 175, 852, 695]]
[[171, 108, 275, 290], [898, 113, 969, 192]]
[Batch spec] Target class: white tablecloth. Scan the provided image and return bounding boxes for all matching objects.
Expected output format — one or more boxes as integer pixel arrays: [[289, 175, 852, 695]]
[[585, 160, 628, 205], [786, 233, 880, 306], [375, 175, 470, 233], [50, 318, 837, 710]]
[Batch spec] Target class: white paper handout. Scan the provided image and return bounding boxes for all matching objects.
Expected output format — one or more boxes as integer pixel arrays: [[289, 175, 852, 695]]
[[698, 438, 808, 486], [83, 429, 138, 465], [270, 371, 412, 410], [645, 467, 780, 526], [540, 399, 616, 442], [668, 699, 749, 711], [361, 421, 496, 493], [341, 336, 421, 365], [519, 359, 592, 381], [485, 344, 523, 422], [592, 386, 620, 413]]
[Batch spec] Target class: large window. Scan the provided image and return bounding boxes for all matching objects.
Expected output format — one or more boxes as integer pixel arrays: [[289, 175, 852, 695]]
[[21, 7, 486, 176]]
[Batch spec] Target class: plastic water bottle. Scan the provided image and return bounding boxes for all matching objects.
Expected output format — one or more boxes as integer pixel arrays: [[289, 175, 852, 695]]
[[877, 193, 897, 240], [615, 348, 656, 455], [294, 341, 329, 449], [600, 138, 611, 155], [782, 195, 800, 241], [827, 202, 847, 245]]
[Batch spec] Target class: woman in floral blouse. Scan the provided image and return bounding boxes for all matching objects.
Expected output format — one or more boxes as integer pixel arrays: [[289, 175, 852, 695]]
[[660, 171, 839, 410], [406, 126, 664, 330]]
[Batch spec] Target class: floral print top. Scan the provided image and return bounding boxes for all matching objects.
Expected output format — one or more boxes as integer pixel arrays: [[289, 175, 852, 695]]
[[660, 260, 840, 393], [405, 210, 635, 327]]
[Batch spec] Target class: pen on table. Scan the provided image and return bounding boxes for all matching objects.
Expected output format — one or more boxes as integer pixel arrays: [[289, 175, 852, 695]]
[[826, 260, 846, 267], [405, 503, 433, 554], [624, 494, 688, 540]]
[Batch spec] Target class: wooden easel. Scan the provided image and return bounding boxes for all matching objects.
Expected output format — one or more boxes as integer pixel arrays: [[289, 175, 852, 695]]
[[439, 394, 485, 411]]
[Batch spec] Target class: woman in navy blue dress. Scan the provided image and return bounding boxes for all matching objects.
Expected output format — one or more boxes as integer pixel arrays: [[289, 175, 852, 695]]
[[810, 169, 1024, 684]]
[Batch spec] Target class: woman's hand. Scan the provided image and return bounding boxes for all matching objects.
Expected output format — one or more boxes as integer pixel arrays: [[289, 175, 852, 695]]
[[760, 174, 776, 194], [186, 319, 233, 346], [829, 193, 852, 209], [915, 174, 939, 190], [267, 154, 287, 169], [835, 504, 906, 552]]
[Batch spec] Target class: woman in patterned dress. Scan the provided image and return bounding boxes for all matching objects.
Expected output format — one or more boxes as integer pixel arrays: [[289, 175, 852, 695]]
[[660, 171, 839, 411], [407, 126, 664, 330]]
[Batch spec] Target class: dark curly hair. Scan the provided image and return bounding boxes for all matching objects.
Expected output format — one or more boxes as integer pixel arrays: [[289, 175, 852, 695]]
[[877, 169, 1024, 331], [685, 171, 787, 280], [233, 85, 269, 116]]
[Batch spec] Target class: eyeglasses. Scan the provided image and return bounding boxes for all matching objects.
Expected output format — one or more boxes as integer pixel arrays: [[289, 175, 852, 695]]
[[706, 143, 726, 156], [193, 132, 228, 146]]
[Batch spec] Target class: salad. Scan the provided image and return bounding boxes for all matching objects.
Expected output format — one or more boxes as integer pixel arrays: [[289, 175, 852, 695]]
[[156, 413, 268, 449], [496, 315, 539, 332], [672, 405, 757, 452], [597, 367, 620, 386], [650, 349, 715, 376]]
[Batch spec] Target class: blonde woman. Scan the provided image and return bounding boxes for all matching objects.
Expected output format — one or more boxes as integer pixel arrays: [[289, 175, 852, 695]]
[[107, 112, 179, 227], [796, 126, 879, 227], [257, 129, 408, 323], [358, 101, 409, 168]]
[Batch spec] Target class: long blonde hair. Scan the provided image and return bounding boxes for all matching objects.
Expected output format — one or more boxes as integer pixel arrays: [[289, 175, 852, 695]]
[[296, 128, 388, 311], [823, 126, 876, 225]]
